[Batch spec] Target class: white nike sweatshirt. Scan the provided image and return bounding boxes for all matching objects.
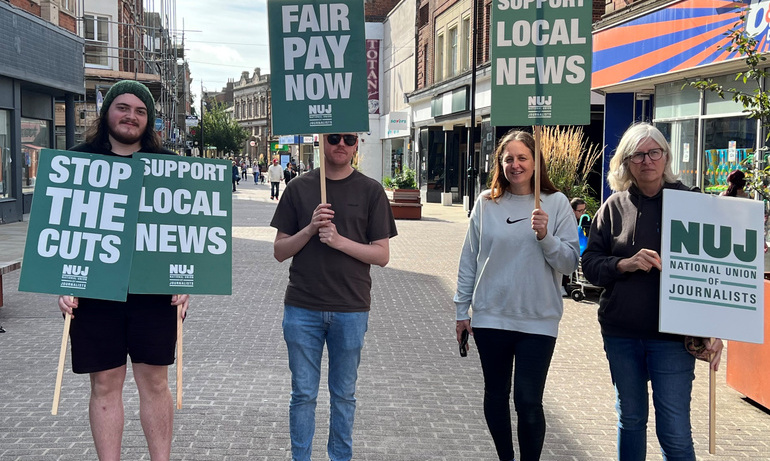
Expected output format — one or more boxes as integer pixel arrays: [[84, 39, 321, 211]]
[[454, 190, 579, 337]]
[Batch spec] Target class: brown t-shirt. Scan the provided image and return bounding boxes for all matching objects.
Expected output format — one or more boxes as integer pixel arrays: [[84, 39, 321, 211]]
[[270, 169, 397, 312]]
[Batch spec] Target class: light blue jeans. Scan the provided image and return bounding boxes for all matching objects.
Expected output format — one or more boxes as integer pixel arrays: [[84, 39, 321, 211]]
[[283, 305, 369, 461], [603, 336, 696, 461]]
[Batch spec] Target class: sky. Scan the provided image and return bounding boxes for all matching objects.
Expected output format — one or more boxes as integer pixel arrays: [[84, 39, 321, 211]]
[[172, 0, 272, 107]]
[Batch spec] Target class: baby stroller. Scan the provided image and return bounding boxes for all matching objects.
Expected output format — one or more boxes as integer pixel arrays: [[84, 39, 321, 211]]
[[565, 215, 601, 301]]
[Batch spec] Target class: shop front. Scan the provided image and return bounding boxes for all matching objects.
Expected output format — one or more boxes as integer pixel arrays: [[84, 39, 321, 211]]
[[382, 112, 414, 182], [592, 0, 769, 200], [0, 3, 83, 224]]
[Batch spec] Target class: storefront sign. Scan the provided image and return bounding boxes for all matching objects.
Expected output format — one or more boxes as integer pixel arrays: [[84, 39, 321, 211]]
[[367, 39, 380, 114], [267, 0, 369, 134], [593, 0, 770, 89], [128, 155, 232, 295], [491, 0, 592, 125], [19, 150, 144, 301], [660, 190, 764, 343], [386, 112, 409, 136]]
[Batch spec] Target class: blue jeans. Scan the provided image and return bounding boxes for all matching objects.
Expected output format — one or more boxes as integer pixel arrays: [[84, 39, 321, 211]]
[[271, 181, 280, 198], [603, 336, 696, 461], [283, 305, 369, 461]]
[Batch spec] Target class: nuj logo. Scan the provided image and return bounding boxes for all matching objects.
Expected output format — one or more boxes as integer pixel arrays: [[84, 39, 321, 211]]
[[671, 220, 757, 262], [62, 265, 89, 276], [309, 104, 332, 115], [528, 96, 552, 107], [169, 264, 195, 275]]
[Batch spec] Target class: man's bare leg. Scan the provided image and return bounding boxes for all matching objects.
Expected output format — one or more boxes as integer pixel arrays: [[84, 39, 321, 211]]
[[89, 366, 127, 461], [132, 363, 173, 461]]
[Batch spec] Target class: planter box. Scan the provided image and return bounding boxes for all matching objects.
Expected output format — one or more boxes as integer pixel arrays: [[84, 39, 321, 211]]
[[726, 279, 770, 410], [386, 188, 422, 219]]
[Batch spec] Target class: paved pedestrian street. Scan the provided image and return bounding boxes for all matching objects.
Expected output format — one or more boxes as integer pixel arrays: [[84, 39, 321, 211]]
[[1, 180, 769, 460]]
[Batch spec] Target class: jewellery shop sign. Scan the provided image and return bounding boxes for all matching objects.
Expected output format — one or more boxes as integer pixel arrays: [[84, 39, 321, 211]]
[[660, 189, 764, 343], [19, 149, 232, 301]]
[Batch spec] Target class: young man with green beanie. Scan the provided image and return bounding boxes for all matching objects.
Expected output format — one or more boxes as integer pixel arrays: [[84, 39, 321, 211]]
[[58, 79, 189, 461]]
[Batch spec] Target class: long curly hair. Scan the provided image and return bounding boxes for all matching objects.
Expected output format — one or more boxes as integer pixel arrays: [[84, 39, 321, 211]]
[[84, 108, 163, 153], [488, 130, 559, 201]]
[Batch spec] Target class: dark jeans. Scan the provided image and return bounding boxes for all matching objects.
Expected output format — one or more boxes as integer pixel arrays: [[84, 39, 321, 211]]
[[271, 181, 280, 198], [474, 328, 556, 461]]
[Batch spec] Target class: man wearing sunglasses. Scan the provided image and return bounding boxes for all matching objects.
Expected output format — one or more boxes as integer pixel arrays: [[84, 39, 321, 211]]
[[270, 132, 398, 461]]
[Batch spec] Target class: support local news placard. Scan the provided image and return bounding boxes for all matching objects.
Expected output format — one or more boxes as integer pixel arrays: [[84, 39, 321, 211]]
[[129, 154, 232, 295], [660, 189, 764, 343], [490, 0, 592, 126], [267, 0, 369, 134], [18, 149, 143, 302]]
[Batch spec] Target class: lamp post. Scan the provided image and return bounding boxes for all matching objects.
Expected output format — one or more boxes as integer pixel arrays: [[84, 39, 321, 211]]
[[200, 81, 205, 158]]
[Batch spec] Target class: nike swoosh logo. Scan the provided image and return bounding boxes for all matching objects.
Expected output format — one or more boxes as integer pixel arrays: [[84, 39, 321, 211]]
[[506, 217, 527, 224]]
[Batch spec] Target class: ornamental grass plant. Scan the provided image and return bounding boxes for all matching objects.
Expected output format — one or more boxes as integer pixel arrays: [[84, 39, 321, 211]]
[[538, 125, 604, 214]]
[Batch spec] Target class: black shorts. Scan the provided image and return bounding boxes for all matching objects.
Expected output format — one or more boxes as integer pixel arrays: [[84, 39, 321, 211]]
[[69, 293, 176, 374]]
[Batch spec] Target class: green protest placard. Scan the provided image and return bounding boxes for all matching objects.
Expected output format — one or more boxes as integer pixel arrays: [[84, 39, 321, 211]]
[[267, 0, 369, 134], [18, 149, 144, 301], [490, 0, 592, 126], [128, 154, 232, 295], [660, 190, 764, 343]]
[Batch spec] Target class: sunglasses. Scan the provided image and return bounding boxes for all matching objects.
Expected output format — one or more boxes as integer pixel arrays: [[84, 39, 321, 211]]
[[327, 134, 358, 147]]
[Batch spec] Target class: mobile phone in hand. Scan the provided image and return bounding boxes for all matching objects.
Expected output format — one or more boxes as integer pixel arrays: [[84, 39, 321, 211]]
[[459, 329, 469, 357]]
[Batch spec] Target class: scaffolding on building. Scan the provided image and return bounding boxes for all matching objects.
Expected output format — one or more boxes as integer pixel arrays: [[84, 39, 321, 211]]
[[74, 0, 190, 153]]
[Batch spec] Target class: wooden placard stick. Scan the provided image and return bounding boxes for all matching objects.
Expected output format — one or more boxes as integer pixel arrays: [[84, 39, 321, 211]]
[[709, 339, 716, 454], [319, 135, 327, 204], [52, 312, 72, 415], [176, 304, 184, 410], [534, 126, 542, 207]]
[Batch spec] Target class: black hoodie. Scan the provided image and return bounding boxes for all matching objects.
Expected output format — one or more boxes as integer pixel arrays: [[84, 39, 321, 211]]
[[582, 181, 696, 340]]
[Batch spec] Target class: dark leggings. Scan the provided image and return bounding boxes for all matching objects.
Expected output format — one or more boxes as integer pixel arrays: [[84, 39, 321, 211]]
[[473, 328, 556, 461]]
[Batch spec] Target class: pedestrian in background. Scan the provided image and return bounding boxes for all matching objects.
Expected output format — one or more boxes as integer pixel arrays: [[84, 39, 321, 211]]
[[268, 158, 283, 200], [581, 122, 723, 461], [454, 130, 579, 461], [231, 160, 239, 192], [58, 79, 190, 461], [271, 132, 397, 461], [721, 169, 749, 197], [284, 162, 296, 184], [241, 160, 248, 182]]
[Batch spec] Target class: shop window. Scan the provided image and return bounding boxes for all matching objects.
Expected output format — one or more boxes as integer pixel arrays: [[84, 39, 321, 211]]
[[705, 75, 756, 116], [654, 81, 699, 119], [21, 118, 51, 195], [0, 111, 11, 200], [84, 14, 110, 67], [702, 116, 756, 195], [656, 119, 698, 188]]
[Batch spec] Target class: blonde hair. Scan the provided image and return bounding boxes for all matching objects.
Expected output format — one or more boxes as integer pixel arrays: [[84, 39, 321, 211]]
[[607, 122, 678, 192]]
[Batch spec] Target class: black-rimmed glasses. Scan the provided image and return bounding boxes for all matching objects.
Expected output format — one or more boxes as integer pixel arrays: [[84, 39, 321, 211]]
[[327, 134, 358, 147], [628, 148, 664, 164]]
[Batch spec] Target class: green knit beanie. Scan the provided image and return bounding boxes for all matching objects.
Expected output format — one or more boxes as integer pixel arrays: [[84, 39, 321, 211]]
[[100, 80, 156, 129]]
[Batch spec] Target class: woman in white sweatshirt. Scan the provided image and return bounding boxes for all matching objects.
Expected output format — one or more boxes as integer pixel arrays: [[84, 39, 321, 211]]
[[454, 130, 579, 461]]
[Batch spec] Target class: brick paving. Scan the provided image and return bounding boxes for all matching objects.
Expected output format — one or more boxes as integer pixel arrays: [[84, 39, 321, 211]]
[[0, 178, 769, 460]]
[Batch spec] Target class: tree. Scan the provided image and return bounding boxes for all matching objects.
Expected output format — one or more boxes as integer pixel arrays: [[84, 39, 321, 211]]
[[688, 9, 770, 201], [198, 101, 249, 157]]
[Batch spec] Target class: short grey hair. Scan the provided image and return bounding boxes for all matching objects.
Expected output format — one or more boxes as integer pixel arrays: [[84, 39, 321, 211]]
[[607, 122, 679, 192]]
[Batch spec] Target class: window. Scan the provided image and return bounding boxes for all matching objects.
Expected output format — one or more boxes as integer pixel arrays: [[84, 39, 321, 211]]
[[21, 118, 50, 195], [0, 110, 11, 200], [462, 17, 471, 71], [419, 5, 430, 28], [84, 15, 109, 67], [449, 26, 458, 77], [435, 34, 444, 82], [423, 44, 429, 87], [61, 0, 74, 13]]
